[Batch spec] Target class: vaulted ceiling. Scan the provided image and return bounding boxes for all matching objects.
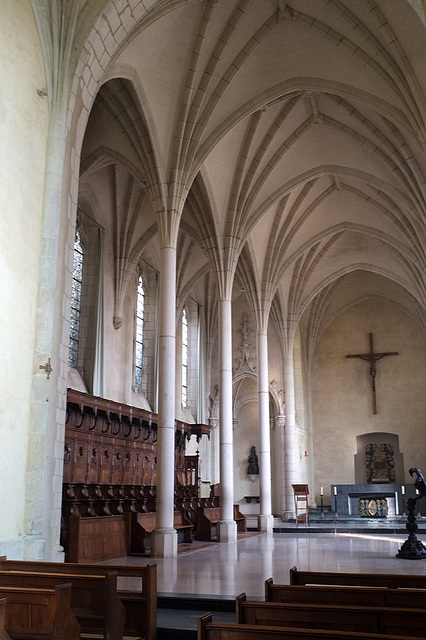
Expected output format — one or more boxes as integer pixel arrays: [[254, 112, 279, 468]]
[[79, 0, 426, 350]]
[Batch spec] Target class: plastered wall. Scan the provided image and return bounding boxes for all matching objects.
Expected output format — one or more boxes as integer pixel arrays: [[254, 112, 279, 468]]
[[312, 299, 426, 505], [0, 2, 48, 552]]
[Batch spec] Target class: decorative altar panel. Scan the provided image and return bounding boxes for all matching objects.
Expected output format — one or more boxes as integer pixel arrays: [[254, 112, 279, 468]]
[[331, 483, 426, 517], [354, 432, 404, 484]]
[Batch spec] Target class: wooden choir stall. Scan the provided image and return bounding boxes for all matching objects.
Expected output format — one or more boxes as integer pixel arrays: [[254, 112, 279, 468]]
[[62, 390, 246, 560]]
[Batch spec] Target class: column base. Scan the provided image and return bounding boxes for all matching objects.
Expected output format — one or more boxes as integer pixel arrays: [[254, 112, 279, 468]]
[[218, 520, 237, 543], [151, 528, 178, 558], [258, 514, 274, 533], [283, 510, 295, 521]]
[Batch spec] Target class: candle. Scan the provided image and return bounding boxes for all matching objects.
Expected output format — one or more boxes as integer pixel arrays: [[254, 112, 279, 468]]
[[334, 486, 337, 496], [320, 486, 324, 496], [402, 486, 405, 495]]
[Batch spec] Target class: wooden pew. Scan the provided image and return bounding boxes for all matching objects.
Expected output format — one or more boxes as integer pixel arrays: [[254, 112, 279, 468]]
[[198, 613, 423, 640], [289, 565, 426, 589], [0, 599, 11, 640], [131, 510, 193, 553], [233, 505, 247, 533], [196, 507, 220, 541], [265, 579, 426, 608], [0, 584, 80, 640], [173, 510, 194, 542], [0, 570, 124, 640], [0, 558, 156, 640], [68, 513, 130, 562], [196, 506, 246, 541], [236, 592, 426, 637]]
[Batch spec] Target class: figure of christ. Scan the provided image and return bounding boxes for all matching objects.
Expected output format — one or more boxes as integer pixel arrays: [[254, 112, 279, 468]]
[[346, 333, 398, 414]]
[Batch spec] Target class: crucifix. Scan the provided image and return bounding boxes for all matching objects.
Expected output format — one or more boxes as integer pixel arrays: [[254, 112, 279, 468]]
[[346, 333, 398, 414]]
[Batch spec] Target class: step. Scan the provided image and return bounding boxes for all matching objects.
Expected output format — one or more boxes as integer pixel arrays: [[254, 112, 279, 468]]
[[157, 593, 236, 640]]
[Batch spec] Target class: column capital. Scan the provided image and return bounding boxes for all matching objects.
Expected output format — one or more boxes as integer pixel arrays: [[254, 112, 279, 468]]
[[275, 415, 286, 428]]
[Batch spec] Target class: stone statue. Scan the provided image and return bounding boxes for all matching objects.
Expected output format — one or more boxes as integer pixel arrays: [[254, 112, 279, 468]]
[[248, 446, 259, 475]]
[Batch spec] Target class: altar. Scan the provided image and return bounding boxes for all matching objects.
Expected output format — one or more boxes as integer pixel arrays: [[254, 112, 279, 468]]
[[331, 484, 423, 517]]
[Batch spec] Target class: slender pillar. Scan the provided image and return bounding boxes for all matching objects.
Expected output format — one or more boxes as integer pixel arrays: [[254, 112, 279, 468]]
[[275, 415, 287, 517], [218, 298, 237, 542], [283, 354, 297, 520], [257, 330, 273, 532], [152, 243, 178, 557]]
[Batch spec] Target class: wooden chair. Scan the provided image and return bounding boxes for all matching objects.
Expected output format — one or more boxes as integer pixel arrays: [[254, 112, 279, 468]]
[[292, 484, 310, 527]]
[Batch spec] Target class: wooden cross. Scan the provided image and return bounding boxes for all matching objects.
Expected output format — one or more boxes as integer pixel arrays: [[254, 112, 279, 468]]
[[346, 333, 398, 414]]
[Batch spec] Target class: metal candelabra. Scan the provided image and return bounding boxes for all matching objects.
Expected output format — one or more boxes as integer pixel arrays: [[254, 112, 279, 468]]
[[397, 467, 426, 559]]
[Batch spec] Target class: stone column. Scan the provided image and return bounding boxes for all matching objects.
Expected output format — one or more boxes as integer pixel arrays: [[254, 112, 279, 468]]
[[275, 415, 286, 517], [152, 241, 178, 557], [218, 298, 237, 542], [257, 330, 273, 532], [283, 354, 297, 520]]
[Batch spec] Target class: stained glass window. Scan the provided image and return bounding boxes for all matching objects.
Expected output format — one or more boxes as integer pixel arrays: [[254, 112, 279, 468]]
[[134, 276, 145, 391], [68, 230, 83, 367], [182, 308, 188, 407]]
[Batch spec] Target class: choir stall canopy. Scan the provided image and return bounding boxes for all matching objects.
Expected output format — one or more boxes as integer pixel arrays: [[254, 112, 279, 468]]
[[292, 484, 310, 527]]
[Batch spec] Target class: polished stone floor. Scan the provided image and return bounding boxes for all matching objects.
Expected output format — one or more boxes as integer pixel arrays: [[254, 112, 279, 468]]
[[107, 527, 426, 600]]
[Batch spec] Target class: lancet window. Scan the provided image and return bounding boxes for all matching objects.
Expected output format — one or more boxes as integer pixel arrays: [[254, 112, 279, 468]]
[[134, 275, 145, 392], [182, 307, 189, 408], [68, 229, 83, 368]]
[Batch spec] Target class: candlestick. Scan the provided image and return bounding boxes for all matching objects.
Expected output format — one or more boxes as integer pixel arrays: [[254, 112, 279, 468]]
[[320, 486, 324, 496]]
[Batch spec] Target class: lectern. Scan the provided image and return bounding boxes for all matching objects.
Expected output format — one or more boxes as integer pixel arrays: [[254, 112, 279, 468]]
[[292, 483, 310, 527]]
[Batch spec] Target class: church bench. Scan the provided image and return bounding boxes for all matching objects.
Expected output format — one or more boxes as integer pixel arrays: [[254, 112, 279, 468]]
[[289, 566, 426, 589], [68, 513, 131, 562], [173, 509, 194, 542], [236, 593, 426, 637], [265, 579, 426, 608], [131, 510, 194, 553], [0, 584, 80, 640], [196, 507, 221, 540], [198, 613, 423, 640], [0, 558, 157, 640], [0, 569, 124, 640], [196, 506, 246, 541], [233, 505, 247, 533], [0, 599, 11, 640]]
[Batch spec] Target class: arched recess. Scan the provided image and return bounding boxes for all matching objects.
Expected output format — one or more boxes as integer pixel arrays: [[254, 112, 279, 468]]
[[232, 368, 284, 505]]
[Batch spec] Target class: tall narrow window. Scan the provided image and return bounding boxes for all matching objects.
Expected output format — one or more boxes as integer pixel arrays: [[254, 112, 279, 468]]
[[134, 276, 145, 392], [68, 230, 83, 368], [182, 308, 188, 407]]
